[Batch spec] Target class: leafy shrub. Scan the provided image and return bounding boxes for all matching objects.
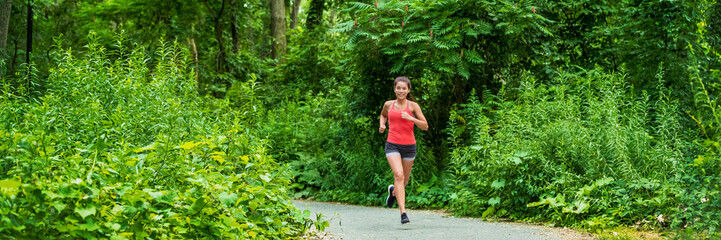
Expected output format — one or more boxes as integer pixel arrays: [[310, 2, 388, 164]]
[[258, 90, 344, 194], [0, 34, 317, 239], [448, 67, 708, 232]]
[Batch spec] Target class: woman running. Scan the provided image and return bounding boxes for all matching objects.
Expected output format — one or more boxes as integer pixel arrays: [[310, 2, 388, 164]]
[[379, 76, 429, 224]]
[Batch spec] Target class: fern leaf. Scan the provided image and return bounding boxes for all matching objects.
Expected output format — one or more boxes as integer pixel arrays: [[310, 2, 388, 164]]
[[391, 61, 404, 73], [332, 21, 356, 33], [458, 61, 470, 79], [464, 49, 485, 64], [347, 2, 374, 11]]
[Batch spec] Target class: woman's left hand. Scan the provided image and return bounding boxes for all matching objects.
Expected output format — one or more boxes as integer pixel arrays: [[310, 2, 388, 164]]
[[401, 111, 414, 121]]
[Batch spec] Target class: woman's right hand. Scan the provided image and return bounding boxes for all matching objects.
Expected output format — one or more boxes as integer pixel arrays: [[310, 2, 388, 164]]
[[379, 124, 386, 133]]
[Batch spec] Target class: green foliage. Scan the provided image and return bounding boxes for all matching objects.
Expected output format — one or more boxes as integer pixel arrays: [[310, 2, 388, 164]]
[[315, 3, 720, 233], [448, 67, 710, 232], [2, 0, 273, 98], [683, 16, 721, 234], [4, 0, 721, 236], [613, 0, 704, 102], [281, 24, 349, 94], [259, 90, 344, 191], [338, 0, 555, 87], [707, 2, 721, 58], [0, 35, 320, 239]]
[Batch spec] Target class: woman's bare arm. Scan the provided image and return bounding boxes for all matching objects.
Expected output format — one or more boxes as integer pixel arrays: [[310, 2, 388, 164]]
[[402, 102, 428, 130], [379, 101, 391, 133]]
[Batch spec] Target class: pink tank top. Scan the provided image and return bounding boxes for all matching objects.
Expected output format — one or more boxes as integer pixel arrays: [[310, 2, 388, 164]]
[[387, 100, 416, 145]]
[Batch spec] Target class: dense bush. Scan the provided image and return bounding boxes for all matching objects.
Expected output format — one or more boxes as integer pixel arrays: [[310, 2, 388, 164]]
[[0, 35, 318, 239], [447, 67, 720, 234]]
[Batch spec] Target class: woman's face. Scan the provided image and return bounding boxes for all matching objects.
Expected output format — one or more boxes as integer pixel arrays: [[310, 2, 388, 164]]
[[394, 82, 410, 100]]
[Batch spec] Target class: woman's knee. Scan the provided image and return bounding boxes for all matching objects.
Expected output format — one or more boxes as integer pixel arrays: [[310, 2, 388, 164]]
[[393, 170, 404, 181]]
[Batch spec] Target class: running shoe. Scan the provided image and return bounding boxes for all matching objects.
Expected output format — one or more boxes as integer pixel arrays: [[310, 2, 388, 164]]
[[401, 212, 410, 224], [386, 185, 396, 208]]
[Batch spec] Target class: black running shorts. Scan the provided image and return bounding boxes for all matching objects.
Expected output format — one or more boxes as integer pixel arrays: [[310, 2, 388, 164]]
[[384, 142, 416, 161]]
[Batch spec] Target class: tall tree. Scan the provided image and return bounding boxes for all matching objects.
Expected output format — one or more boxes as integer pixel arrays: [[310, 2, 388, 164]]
[[270, 0, 286, 60], [247, 8, 254, 54], [230, 0, 240, 54], [25, 0, 30, 64], [189, 25, 199, 80], [289, 0, 301, 29], [0, 0, 11, 56], [202, 0, 228, 72]]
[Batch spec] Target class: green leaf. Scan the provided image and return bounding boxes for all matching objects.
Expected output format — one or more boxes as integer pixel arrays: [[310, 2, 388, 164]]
[[218, 192, 238, 207], [0, 179, 22, 195], [79, 218, 101, 231], [563, 201, 590, 214], [125, 159, 137, 166], [178, 141, 202, 150], [481, 206, 495, 218], [464, 50, 485, 64], [104, 222, 122, 231], [0, 179, 21, 189], [302, 209, 311, 219], [528, 195, 566, 208], [491, 179, 506, 189], [416, 183, 430, 193], [148, 191, 163, 199], [514, 150, 529, 158], [52, 202, 67, 212], [133, 142, 156, 153], [509, 156, 522, 165], [259, 173, 271, 183], [248, 200, 259, 211], [577, 185, 595, 196], [224, 215, 243, 228], [157, 192, 178, 204], [190, 197, 206, 214], [110, 233, 132, 240], [488, 197, 501, 206], [186, 177, 205, 186], [528, 198, 552, 207], [75, 206, 97, 219]]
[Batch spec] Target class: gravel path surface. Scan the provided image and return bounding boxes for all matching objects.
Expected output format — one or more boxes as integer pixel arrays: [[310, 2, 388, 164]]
[[293, 200, 594, 240]]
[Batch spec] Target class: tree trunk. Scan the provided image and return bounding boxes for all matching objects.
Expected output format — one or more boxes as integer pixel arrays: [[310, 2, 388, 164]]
[[0, 0, 11, 55], [26, 0, 31, 64], [10, 37, 16, 71], [248, 9, 254, 54], [306, 0, 324, 31], [214, 23, 225, 72], [270, 0, 286, 60], [230, 0, 239, 54], [188, 37, 198, 79], [231, 21, 239, 54], [201, 0, 227, 73], [289, 0, 301, 30], [214, 17, 226, 72]]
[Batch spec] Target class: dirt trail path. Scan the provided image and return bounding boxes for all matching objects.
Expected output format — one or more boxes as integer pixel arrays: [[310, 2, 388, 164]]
[[293, 200, 595, 240]]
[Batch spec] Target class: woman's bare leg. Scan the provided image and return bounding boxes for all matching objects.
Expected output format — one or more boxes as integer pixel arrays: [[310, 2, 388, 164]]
[[387, 155, 407, 213], [402, 159, 414, 187], [401, 159, 414, 214]]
